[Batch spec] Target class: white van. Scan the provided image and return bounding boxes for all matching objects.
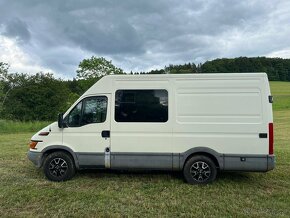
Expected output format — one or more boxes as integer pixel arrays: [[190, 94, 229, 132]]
[[28, 73, 275, 184]]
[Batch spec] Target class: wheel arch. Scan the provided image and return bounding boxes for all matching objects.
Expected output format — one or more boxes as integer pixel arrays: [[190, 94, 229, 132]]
[[181, 147, 224, 170], [40, 145, 79, 169]]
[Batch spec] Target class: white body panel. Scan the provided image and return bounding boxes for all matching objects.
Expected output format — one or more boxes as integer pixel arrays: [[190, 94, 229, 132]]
[[172, 77, 268, 155], [110, 78, 173, 153], [62, 94, 111, 153]]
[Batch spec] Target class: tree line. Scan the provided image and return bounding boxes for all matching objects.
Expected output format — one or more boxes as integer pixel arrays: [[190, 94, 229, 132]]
[[1, 56, 289, 121], [138, 57, 290, 81]]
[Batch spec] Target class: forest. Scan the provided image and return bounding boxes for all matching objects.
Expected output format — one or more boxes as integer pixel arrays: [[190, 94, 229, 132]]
[[1, 56, 290, 121]]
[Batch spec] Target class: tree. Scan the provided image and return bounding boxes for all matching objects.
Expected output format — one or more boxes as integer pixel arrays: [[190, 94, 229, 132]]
[[66, 77, 99, 96], [76, 56, 124, 79], [0, 62, 9, 79], [2, 73, 71, 121], [163, 63, 197, 74], [200, 57, 290, 81], [0, 62, 11, 113], [148, 69, 165, 74]]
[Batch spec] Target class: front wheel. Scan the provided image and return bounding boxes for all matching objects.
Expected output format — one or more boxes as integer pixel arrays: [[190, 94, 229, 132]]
[[43, 151, 75, 182], [183, 155, 217, 184]]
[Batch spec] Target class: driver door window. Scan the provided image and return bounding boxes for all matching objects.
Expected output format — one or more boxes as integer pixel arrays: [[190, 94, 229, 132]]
[[67, 96, 108, 127], [67, 101, 82, 127]]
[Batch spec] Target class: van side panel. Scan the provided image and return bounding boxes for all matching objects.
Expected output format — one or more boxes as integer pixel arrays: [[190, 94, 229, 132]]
[[172, 76, 270, 170], [110, 79, 174, 169]]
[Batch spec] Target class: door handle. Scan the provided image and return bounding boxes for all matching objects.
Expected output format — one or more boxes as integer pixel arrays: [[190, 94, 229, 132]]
[[101, 130, 110, 138]]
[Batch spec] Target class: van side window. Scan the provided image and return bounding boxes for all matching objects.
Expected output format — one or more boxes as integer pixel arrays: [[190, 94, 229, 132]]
[[67, 101, 82, 127], [115, 90, 168, 122], [81, 97, 107, 125], [67, 96, 107, 127]]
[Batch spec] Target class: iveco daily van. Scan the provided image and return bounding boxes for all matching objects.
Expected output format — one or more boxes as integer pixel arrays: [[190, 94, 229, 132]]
[[28, 73, 275, 184]]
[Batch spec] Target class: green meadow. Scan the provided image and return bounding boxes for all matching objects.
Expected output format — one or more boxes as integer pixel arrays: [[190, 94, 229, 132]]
[[0, 82, 289, 217], [0, 120, 50, 134]]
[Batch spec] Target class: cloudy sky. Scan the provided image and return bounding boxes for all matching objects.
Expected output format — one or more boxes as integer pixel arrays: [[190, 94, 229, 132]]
[[0, 0, 290, 78]]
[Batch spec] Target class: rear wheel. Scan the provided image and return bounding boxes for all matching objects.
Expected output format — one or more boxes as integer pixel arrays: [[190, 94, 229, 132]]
[[183, 155, 217, 184], [43, 151, 75, 182]]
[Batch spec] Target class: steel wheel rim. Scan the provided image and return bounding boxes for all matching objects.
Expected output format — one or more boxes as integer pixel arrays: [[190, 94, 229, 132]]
[[49, 158, 68, 177], [190, 161, 211, 182]]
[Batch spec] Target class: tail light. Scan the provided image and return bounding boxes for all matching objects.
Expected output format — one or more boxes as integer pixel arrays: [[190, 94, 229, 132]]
[[269, 123, 274, 155]]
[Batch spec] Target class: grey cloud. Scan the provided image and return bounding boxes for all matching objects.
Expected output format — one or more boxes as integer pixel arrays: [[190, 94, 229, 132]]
[[0, 0, 289, 77], [63, 17, 144, 54], [2, 18, 31, 42]]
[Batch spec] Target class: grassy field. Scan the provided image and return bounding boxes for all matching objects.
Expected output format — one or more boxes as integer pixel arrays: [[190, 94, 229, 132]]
[[270, 81, 290, 111], [0, 82, 289, 217], [0, 120, 50, 134]]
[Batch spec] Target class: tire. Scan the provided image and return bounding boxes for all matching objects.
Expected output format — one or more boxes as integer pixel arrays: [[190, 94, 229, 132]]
[[43, 151, 75, 182], [183, 155, 217, 184]]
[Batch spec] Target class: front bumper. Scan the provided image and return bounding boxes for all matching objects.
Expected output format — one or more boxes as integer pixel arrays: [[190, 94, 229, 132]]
[[27, 150, 43, 168]]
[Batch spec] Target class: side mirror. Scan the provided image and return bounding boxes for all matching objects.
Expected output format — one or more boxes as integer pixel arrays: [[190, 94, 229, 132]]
[[58, 113, 64, 128]]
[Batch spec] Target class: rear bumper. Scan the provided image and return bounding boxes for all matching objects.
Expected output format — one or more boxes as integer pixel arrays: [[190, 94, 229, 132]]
[[27, 150, 42, 168], [267, 155, 275, 171], [223, 154, 275, 172]]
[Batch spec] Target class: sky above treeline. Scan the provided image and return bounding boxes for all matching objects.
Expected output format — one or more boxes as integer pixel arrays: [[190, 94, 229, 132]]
[[0, 0, 289, 78]]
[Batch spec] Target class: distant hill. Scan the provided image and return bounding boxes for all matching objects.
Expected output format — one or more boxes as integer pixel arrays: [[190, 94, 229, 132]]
[[142, 57, 290, 81], [201, 57, 290, 81]]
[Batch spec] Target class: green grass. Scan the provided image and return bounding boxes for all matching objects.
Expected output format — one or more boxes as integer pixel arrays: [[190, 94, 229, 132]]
[[270, 82, 290, 96], [0, 82, 289, 217], [0, 120, 51, 134], [270, 81, 290, 111]]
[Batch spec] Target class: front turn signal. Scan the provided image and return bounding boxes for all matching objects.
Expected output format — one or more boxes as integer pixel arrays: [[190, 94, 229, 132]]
[[29, 141, 40, 149]]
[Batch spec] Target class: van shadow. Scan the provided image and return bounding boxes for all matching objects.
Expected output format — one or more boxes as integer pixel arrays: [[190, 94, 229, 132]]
[[76, 169, 254, 184], [217, 171, 254, 183], [77, 169, 183, 181]]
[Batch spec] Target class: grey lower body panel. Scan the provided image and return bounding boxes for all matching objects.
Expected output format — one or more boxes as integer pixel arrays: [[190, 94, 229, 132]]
[[223, 154, 275, 172], [76, 152, 105, 169], [109, 153, 274, 172], [28, 148, 275, 173], [75, 152, 179, 170], [27, 151, 42, 168], [110, 153, 180, 170]]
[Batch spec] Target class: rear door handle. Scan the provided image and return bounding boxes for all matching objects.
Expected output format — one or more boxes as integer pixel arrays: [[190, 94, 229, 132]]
[[101, 130, 110, 138]]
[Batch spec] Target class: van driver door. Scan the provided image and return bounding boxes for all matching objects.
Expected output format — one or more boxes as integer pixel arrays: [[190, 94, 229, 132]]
[[62, 94, 111, 168]]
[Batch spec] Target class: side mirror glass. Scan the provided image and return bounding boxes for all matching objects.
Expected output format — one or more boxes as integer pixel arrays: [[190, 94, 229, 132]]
[[58, 113, 64, 128]]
